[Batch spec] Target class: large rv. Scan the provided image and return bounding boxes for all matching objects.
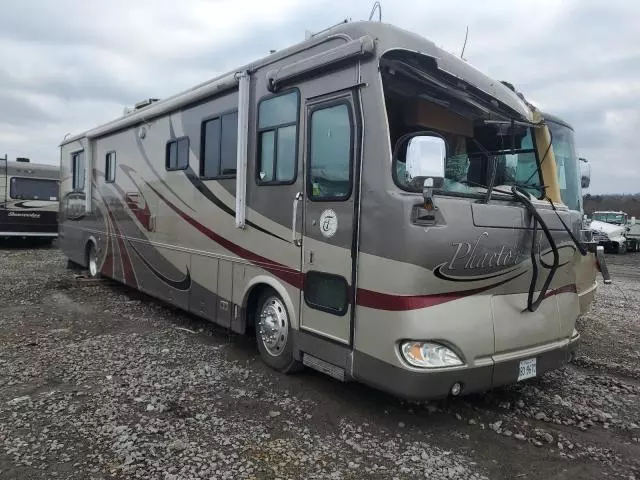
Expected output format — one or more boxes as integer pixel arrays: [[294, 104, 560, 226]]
[[0, 155, 60, 241], [59, 20, 588, 400]]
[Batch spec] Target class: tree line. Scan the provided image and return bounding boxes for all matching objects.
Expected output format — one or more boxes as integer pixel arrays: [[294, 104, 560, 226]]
[[583, 193, 640, 218]]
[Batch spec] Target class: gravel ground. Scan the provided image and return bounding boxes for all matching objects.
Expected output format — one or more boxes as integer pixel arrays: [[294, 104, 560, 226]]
[[0, 240, 639, 480]]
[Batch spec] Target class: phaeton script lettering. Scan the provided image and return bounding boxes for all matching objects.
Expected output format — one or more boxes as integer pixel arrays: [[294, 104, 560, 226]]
[[446, 232, 528, 271]]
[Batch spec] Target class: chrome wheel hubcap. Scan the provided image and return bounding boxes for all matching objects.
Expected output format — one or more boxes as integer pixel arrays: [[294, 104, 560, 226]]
[[258, 296, 288, 357], [89, 248, 98, 277]]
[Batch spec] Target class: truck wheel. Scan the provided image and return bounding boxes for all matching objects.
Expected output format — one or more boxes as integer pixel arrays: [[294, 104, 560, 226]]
[[615, 242, 627, 255], [87, 242, 102, 279], [254, 289, 302, 374]]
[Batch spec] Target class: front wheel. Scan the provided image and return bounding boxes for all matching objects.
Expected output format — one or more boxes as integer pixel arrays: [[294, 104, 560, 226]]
[[254, 289, 302, 373], [87, 243, 102, 279]]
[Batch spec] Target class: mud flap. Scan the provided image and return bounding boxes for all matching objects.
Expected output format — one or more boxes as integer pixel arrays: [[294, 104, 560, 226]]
[[595, 245, 612, 284]]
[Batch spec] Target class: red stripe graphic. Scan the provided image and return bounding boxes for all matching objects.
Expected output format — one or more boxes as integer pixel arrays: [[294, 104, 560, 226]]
[[146, 182, 303, 289], [356, 271, 527, 311], [543, 283, 577, 298], [146, 181, 568, 312], [105, 207, 138, 288], [357, 281, 577, 312], [92, 180, 138, 288], [101, 212, 114, 278]]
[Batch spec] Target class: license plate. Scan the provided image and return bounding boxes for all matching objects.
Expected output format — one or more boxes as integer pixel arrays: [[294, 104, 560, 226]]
[[517, 358, 537, 381]]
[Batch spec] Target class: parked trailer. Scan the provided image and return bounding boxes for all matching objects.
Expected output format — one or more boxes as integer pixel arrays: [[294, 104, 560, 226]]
[[0, 155, 60, 241], [59, 20, 587, 401]]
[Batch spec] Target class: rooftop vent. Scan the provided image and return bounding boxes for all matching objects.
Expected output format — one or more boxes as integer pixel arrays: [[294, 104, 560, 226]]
[[134, 98, 160, 110], [16, 157, 30, 163]]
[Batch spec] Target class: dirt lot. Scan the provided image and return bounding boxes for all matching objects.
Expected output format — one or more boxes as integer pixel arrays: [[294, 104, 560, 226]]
[[0, 241, 638, 480]]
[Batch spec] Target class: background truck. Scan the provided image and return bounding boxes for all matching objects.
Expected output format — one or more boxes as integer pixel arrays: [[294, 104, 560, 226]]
[[588, 210, 640, 253]]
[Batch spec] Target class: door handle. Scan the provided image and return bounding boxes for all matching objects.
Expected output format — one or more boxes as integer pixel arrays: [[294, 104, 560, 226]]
[[292, 191, 303, 246]]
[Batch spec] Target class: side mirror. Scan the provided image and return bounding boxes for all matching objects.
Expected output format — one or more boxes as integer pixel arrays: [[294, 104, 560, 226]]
[[405, 135, 446, 209], [579, 157, 591, 189], [405, 135, 446, 183]]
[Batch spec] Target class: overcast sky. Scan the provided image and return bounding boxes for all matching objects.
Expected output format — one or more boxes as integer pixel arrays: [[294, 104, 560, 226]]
[[1, 0, 637, 194]]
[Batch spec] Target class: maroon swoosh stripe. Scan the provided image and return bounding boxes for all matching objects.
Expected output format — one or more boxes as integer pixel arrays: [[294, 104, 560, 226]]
[[146, 182, 303, 289], [92, 181, 138, 288], [145, 180, 558, 312], [101, 210, 114, 278], [356, 271, 529, 311], [543, 283, 577, 298], [106, 208, 138, 288]]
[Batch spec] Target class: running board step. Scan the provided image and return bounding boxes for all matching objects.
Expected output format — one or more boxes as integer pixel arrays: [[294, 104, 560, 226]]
[[302, 353, 346, 382]]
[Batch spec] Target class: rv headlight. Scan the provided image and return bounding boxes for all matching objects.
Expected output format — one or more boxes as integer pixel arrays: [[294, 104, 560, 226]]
[[400, 341, 463, 368]]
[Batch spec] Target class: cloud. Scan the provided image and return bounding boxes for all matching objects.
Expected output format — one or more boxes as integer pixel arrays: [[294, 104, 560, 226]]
[[0, 0, 637, 193]]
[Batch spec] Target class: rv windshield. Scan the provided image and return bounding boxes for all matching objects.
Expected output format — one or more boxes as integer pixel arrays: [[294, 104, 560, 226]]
[[389, 112, 544, 199], [592, 212, 626, 225], [546, 119, 581, 211], [380, 51, 543, 199], [9, 177, 59, 201]]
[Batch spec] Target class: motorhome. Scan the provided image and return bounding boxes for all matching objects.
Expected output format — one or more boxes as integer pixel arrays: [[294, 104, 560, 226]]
[[58, 20, 588, 400], [0, 155, 60, 242]]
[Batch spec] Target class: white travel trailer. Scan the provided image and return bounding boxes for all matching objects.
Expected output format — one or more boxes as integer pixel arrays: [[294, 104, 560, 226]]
[[58, 20, 589, 400], [0, 155, 59, 241]]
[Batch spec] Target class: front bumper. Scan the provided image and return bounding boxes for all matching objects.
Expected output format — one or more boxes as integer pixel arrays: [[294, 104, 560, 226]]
[[353, 333, 581, 401]]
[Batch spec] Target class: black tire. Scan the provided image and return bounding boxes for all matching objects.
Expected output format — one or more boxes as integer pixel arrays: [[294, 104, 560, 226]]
[[86, 242, 102, 279], [254, 288, 302, 373]]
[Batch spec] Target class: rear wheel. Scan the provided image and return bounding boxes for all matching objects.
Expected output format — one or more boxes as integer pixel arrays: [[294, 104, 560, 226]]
[[87, 243, 101, 278], [254, 289, 302, 373]]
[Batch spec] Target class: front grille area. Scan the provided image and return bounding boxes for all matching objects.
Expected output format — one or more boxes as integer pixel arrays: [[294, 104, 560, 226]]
[[592, 232, 609, 243]]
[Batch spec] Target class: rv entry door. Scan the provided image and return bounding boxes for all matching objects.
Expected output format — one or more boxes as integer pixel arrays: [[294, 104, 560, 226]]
[[300, 90, 359, 345]]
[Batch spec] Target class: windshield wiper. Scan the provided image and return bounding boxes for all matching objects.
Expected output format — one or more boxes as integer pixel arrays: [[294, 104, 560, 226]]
[[509, 186, 559, 312]]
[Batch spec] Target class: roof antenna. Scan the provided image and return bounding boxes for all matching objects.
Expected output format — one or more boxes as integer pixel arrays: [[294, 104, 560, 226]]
[[460, 25, 469, 60], [369, 1, 382, 21]]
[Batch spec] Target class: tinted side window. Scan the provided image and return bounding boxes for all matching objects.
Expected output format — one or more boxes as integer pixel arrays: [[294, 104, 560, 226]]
[[304, 271, 349, 316], [166, 137, 189, 171], [257, 90, 299, 184], [308, 103, 352, 200], [201, 111, 237, 178], [220, 111, 238, 176], [202, 118, 221, 177], [72, 151, 85, 191], [105, 151, 116, 183]]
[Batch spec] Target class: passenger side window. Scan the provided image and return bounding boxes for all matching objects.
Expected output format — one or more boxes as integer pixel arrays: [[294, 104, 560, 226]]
[[304, 271, 349, 316], [72, 151, 85, 191], [201, 111, 238, 178], [105, 151, 116, 183], [257, 90, 299, 184], [308, 102, 353, 200], [166, 137, 189, 171]]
